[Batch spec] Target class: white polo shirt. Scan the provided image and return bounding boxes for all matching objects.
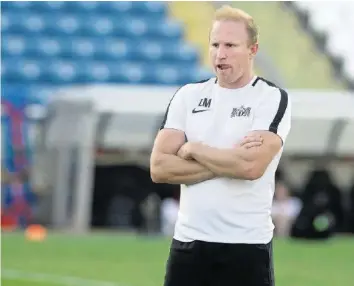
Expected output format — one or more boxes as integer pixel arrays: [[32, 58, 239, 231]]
[[160, 76, 291, 244]]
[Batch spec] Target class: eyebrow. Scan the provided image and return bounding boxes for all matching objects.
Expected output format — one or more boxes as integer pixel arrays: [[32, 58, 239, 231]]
[[210, 41, 239, 45]]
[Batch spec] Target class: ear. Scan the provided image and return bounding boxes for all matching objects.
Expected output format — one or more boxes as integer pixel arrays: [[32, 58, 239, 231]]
[[249, 43, 259, 57]]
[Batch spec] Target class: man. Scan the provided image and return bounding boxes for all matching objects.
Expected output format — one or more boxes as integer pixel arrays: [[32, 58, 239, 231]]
[[272, 180, 302, 238], [150, 5, 291, 286]]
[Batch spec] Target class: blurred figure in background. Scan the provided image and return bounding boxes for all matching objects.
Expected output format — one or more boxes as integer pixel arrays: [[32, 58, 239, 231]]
[[272, 180, 302, 238], [1, 168, 33, 229], [349, 179, 354, 233], [160, 197, 179, 236], [160, 187, 180, 237], [291, 168, 345, 240]]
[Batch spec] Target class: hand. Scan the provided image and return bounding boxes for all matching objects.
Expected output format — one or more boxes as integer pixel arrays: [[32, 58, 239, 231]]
[[239, 135, 263, 149], [177, 142, 198, 160]]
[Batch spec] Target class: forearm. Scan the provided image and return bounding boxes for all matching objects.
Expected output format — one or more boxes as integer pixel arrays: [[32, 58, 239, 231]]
[[191, 144, 258, 180], [150, 153, 215, 185]]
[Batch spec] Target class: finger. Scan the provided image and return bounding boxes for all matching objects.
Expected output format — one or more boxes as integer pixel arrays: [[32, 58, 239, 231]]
[[243, 135, 262, 142], [240, 138, 251, 146], [179, 150, 189, 159], [240, 136, 263, 145], [243, 142, 263, 149], [247, 135, 263, 141], [242, 142, 262, 149]]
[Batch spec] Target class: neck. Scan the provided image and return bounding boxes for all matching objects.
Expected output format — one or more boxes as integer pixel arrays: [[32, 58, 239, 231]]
[[217, 69, 255, 89]]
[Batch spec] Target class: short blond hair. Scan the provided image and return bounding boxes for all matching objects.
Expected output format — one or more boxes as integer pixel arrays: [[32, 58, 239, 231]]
[[213, 5, 259, 45]]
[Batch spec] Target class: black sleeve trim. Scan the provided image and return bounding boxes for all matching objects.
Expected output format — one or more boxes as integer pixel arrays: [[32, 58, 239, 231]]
[[159, 86, 183, 130], [253, 76, 278, 88], [160, 79, 212, 130], [269, 88, 288, 134]]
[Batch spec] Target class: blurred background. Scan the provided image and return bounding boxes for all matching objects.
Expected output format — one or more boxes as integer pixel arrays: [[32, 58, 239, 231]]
[[1, 1, 354, 286]]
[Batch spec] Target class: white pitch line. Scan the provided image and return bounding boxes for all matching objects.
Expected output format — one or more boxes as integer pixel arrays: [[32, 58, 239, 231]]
[[2, 269, 130, 286]]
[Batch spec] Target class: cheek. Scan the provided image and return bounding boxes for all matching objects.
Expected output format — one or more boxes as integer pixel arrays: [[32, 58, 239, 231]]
[[209, 51, 216, 61], [233, 52, 249, 67], [233, 50, 248, 59]]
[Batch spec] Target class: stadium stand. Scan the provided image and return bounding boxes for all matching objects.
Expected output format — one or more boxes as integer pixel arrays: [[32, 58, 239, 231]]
[[1, 1, 213, 87], [288, 2, 354, 90], [228, 1, 346, 90], [1, 1, 215, 223]]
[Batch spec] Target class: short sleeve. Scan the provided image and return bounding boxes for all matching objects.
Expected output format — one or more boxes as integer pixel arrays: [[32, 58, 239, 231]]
[[160, 85, 187, 132], [251, 88, 291, 144]]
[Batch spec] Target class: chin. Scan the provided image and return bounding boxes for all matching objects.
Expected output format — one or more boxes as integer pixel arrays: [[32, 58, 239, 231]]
[[217, 74, 232, 82], [217, 71, 230, 78]]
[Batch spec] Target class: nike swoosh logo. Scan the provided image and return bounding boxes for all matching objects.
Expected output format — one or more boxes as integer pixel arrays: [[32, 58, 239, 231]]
[[192, 108, 210, 114]]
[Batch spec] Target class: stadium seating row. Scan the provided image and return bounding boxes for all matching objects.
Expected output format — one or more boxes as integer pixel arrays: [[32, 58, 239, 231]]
[[2, 35, 199, 64], [2, 12, 183, 40], [2, 59, 213, 85], [1, 1, 167, 17], [294, 2, 354, 81]]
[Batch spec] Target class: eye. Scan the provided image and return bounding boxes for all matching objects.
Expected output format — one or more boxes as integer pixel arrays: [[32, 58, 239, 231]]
[[226, 43, 235, 48], [211, 43, 219, 48]]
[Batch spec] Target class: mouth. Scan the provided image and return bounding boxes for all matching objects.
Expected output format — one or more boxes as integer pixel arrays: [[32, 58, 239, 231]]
[[216, 64, 230, 71]]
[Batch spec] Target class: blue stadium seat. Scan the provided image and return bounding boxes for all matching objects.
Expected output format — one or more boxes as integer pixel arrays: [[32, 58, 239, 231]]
[[111, 62, 149, 84], [71, 38, 96, 59], [153, 65, 182, 85], [81, 16, 115, 37], [149, 19, 184, 40], [27, 1, 68, 13], [55, 1, 99, 14], [2, 58, 45, 83], [2, 35, 27, 57], [160, 41, 199, 63], [37, 38, 63, 58], [1, 13, 11, 33], [79, 61, 112, 83], [23, 13, 48, 35], [100, 39, 136, 61], [1, 1, 33, 11], [46, 14, 82, 37], [45, 60, 81, 84], [66, 2, 111, 15]]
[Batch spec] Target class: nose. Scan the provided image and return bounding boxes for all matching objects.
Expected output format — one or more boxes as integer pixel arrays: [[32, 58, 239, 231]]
[[216, 46, 227, 60]]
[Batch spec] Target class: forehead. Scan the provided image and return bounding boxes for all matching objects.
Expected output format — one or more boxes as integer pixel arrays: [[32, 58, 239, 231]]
[[210, 20, 248, 43]]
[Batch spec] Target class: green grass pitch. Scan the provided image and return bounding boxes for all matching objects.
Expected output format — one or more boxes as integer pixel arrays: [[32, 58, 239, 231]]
[[1, 232, 353, 286]]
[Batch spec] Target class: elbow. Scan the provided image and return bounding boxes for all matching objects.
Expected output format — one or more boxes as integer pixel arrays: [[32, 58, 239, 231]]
[[150, 168, 166, 183], [243, 162, 265, 181], [150, 156, 167, 183]]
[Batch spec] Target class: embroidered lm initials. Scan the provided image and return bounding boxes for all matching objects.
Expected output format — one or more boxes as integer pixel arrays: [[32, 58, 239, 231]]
[[192, 98, 212, 114], [231, 105, 251, 118], [198, 98, 212, 108]]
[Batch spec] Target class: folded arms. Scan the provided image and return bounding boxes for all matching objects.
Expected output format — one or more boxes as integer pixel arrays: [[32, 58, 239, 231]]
[[150, 128, 283, 184]]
